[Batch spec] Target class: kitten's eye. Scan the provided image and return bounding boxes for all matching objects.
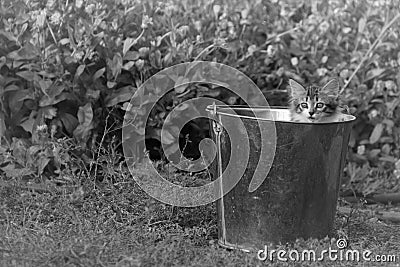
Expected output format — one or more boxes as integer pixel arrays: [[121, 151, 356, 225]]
[[316, 102, 324, 108], [300, 103, 308, 108]]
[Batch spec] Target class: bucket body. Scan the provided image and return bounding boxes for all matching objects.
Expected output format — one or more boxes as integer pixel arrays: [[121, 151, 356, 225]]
[[207, 106, 355, 252]]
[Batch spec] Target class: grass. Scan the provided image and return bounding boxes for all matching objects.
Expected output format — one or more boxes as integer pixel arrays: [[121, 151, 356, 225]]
[[1, 164, 400, 267]]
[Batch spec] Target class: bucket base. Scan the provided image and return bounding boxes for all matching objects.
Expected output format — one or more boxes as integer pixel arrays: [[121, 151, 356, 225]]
[[218, 239, 254, 253]]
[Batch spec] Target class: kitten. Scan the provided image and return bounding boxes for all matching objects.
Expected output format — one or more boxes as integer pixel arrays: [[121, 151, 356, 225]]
[[288, 78, 348, 123]]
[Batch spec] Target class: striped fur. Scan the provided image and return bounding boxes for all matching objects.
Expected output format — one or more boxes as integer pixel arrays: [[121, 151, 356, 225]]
[[288, 79, 348, 123]]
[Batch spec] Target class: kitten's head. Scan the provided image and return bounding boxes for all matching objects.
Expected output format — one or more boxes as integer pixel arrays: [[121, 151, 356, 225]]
[[289, 79, 340, 122]]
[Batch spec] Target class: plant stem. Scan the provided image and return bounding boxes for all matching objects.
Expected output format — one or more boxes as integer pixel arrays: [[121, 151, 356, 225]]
[[194, 44, 215, 61], [340, 13, 400, 94], [263, 26, 300, 46]]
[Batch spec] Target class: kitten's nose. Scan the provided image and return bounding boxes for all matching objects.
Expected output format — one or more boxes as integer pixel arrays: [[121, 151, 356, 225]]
[[309, 111, 315, 116]]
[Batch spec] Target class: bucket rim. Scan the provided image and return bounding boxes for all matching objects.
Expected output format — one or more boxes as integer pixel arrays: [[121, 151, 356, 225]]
[[206, 105, 356, 125]]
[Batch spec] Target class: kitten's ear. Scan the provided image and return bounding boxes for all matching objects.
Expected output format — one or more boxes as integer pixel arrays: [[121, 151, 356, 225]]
[[289, 79, 306, 97], [321, 79, 339, 97]]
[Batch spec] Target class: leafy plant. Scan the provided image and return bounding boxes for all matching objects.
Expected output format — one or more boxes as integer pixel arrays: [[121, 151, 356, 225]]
[[0, 124, 79, 182], [0, 0, 399, 192]]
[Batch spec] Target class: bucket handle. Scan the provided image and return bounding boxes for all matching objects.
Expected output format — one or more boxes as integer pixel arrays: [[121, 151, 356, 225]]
[[210, 102, 227, 243]]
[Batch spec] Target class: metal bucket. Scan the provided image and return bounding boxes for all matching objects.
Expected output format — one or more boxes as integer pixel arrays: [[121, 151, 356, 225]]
[[206, 106, 356, 252]]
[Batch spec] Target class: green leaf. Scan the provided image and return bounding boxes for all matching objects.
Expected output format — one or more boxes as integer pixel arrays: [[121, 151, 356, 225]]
[[110, 53, 123, 79], [164, 143, 179, 157], [107, 81, 117, 89], [93, 68, 105, 81], [39, 92, 67, 107], [381, 144, 391, 155], [379, 156, 396, 163], [163, 51, 173, 65], [123, 61, 136, 70], [11, 139, 29, 164], [213, 4, 221, 17], [161, 129, 175, 145], [123, 37, 137, 56], [358, 17, 366, 33], [41, 106, 57, 119], [0, 30, 17, 42], [174, 103, 189, 111], [174, 77, 189, 93], [38, 79, 53, 94], [59, 113, 79, 135], [20, 117, 35, 133], [0, 56, 6, 69], [77, 103, 93, 126], [365, 68, 385, 81], [8, 90, 34, 113], [7, 42, 39, 60], [16, 71, 39, 82], [59, 38, 70, 45], [124, 51, 140, 61], [85, 88, 100, 100], [35, 9, 46, 29], [15, 13, 29, 25], [104, 86, 135, 107], [49, 85, 66, 97], [369, 123, 384, 144], [37, 70, 57, 78], [38, 85, 66, 106], [0, 112, 6, 139], [121, 102, 132, 111], [75, 64, 86, 79], [368, 149, 381, 158], [67, 26, 77, 49], [4, 84, 20, 92], [19, 110, 38, 133], [73, 103, 94, 142], [150, 50, 162, 68], [382, 119, 394, 134], [37, 156, 50, 175], [1, 164, 33, 178]]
